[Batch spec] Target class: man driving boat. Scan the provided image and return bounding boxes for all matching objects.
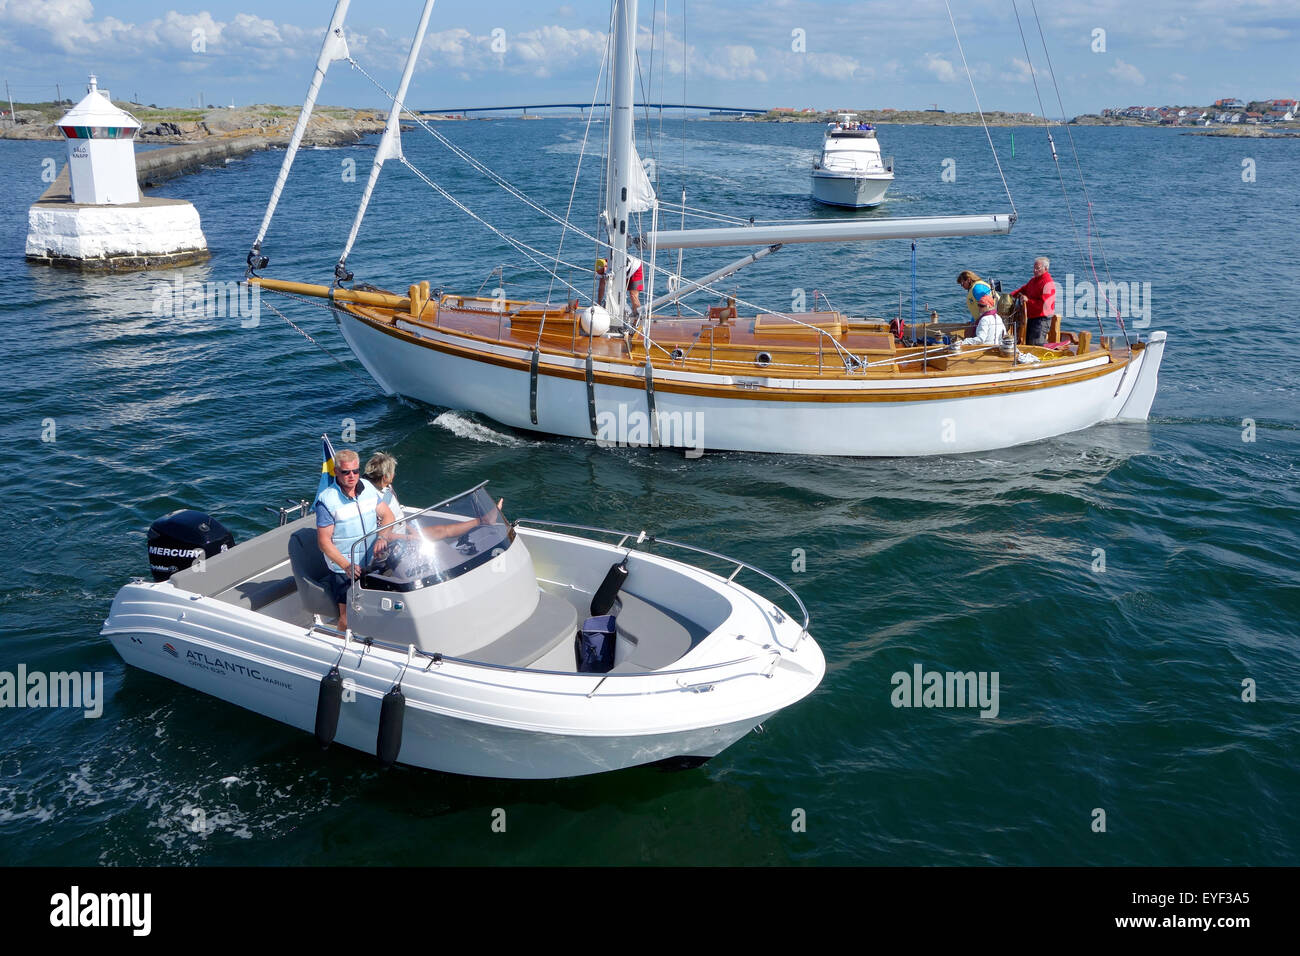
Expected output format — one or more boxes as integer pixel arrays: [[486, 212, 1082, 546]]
[[316, 449, 395, 630]]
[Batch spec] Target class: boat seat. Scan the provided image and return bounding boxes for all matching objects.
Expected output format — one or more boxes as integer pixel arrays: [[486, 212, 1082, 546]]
[[468, 591, 578, 668], [288, 527, 340, 619], [214, 562, 298, 612], [609, 592, 709, 673]]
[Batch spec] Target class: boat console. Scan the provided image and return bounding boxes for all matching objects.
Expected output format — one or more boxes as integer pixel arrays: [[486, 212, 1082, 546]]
[[341, 484, 557, 656]]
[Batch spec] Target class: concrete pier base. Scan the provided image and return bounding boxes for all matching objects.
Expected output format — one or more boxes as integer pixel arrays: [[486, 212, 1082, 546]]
[[25, 168, 209, 271]]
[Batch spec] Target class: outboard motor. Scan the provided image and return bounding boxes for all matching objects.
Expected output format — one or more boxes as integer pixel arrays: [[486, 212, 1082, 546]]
[[147, 509, 235, 581]]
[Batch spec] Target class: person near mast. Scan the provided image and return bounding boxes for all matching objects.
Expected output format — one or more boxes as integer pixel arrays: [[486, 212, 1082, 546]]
[[955, 282, 1007, 348], [1012, 256, 1057, 346], [316, 448, 394, 630], [595, 255, 643, 318], [956, 270, 988, 323]]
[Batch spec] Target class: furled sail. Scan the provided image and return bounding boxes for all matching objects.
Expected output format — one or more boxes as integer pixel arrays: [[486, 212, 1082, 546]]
[[628, 147, 656, 213]]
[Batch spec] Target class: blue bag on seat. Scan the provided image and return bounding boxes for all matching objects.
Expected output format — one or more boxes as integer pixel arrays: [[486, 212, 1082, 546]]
[[576, 614, 617, 673]]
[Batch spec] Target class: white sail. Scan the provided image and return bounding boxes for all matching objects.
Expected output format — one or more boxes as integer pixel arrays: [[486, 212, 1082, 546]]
[[250, 0, 351, 259], [628, 146, 656, 213], [338, 0, 438, 271]]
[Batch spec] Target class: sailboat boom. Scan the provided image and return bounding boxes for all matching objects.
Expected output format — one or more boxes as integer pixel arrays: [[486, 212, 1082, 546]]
[[643, 213, 1015, 250]]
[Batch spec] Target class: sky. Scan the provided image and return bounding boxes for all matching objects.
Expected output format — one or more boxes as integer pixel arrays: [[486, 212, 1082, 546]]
[[1, 0, 1296, 114]]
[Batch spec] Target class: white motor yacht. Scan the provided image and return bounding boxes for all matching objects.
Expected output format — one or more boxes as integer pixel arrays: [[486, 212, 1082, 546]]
[[811, 114, 895, 208], [102, 482, 825, 778]]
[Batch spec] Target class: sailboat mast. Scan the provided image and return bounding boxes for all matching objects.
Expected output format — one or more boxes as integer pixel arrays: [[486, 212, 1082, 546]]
[[604, 0, 638, 322], [336, 0, 437, 281]]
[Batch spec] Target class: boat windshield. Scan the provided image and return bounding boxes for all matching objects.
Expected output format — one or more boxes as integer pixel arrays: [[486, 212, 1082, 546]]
[[349, 485, 512, 592]]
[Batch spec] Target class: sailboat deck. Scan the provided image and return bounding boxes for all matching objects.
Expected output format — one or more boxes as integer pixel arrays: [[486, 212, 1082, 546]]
[[347, 293, 1124, 382]]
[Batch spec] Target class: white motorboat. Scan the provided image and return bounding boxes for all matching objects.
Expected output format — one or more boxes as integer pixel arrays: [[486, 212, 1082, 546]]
[[811, 114, 895, 208], [102, 482, 824, 778]]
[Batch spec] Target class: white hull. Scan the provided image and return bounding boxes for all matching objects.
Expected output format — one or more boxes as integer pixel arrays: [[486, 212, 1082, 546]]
[[811, 171, 893, 208], [341, 316, 1167, 456], [102, 527, 824, 778]]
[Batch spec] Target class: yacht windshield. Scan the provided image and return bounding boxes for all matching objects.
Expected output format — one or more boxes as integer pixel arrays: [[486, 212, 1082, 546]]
[[349, 485, 511, 591]]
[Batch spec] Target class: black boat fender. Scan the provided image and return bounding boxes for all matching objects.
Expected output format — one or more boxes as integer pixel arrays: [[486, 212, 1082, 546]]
[[377, 645, 415, 767], [315, 666, 343, 748], [590, 557, 629, 616], [314, 630, 352, 749]]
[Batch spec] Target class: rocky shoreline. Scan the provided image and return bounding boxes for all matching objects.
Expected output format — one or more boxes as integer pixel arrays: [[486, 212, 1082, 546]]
[[2, 103, 385, 147]]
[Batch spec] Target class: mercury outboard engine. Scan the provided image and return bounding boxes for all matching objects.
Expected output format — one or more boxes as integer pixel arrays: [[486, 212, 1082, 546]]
[[147, 510, 235, 581]]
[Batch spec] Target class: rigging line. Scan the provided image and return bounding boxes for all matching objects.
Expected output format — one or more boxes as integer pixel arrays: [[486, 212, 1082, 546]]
[[398, 156, 592, 302], [680, 0, 688, 178], [545, 18, 613, 312], [943, 0, 1017, 220], [1010, 0, 1105, 341], [346, 49, 828, 341], [259, 289, 382, 391], [348, 56, 597, 254], [1030, 0, 1129, 348]]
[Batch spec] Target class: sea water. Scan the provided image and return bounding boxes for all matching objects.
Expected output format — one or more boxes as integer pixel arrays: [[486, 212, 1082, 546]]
[[0, 121, 1296, 865]]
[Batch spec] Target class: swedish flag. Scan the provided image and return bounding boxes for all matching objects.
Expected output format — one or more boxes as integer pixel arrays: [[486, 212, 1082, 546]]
[[313, 434, 338, 507]]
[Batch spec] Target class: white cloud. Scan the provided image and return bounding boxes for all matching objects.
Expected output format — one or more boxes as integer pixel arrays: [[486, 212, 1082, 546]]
[[1108, 58, 1146, 86], [921, 53, 958, 83], [1002, 58, 1035, 84], [696, 45, 767, 84], [1170, 72, 1188, 83], [805, 52, 865, 82]]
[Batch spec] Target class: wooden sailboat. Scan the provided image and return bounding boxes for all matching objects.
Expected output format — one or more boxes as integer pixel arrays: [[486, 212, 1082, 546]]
[[248, 0, 1166, 457]]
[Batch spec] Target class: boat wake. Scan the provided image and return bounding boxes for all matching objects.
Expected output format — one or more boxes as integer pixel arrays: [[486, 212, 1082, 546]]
[[429, 411, 531, 446]]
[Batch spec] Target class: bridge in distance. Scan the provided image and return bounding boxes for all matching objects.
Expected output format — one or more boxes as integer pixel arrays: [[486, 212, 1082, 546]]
[[415, 102, 768, 116]]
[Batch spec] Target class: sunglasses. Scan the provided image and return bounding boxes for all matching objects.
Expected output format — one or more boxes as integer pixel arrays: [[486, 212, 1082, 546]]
[[337, 467, 361, 475]]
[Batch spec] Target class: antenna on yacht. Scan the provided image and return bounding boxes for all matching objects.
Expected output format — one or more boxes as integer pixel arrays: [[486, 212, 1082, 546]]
[[336, 0, 438, 286], [247, 0, 352, 277]]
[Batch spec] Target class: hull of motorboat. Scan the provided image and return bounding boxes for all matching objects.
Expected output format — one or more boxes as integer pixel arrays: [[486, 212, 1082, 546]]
[[811, 171, 893, 208], [339, 313, 1168, 456], [102, 528, 825, 779]]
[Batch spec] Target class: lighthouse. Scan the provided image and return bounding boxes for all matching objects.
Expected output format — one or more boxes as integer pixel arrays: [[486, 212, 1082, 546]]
[[61, 74, 141, 205], [26, 74, 209, 270]]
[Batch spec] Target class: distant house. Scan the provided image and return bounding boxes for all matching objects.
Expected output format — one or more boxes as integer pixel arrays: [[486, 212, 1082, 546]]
[[1214, 97, 1246, 109]]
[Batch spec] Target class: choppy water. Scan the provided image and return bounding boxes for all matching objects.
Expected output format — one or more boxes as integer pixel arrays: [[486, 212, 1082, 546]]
[[1, 120, 1297, 865]]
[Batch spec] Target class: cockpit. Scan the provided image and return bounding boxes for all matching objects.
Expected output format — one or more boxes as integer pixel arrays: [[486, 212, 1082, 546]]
[[350, 484, 512, 592]]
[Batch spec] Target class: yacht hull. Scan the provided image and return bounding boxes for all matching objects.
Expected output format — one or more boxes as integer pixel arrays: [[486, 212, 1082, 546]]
[[339, 314, 1167, 456], [811, 171, 893, 208]]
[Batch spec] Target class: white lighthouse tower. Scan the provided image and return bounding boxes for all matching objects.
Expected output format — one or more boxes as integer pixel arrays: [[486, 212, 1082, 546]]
[[26, 74, 209, 270], [60, 74, 141, 205]]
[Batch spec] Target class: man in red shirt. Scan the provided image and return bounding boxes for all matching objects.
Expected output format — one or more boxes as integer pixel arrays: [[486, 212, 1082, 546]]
[[1012, 256, 1057, 346]]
